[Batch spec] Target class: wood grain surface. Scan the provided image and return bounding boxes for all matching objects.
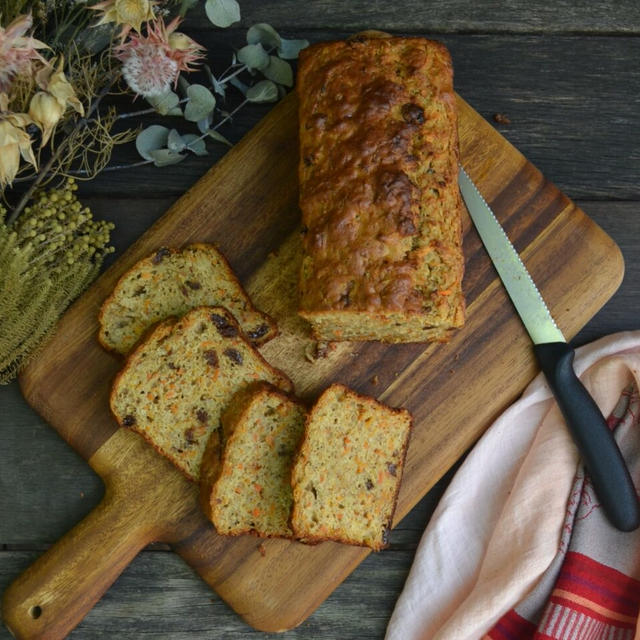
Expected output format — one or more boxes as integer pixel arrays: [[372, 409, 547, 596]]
[[1, 84, 623, 639]]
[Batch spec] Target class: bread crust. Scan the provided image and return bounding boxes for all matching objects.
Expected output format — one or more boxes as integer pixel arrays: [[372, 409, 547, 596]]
[[199, 381, 273, 521], [201, 382, 307, 538], [297, 36, 465, 342], [290, 383, 412, 550], [98, 243, 278, 355]]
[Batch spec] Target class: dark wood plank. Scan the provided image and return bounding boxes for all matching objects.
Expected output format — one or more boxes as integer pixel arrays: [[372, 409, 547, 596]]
[[183, 1, 640, 34], [572, 202, 640, 344], [65, 34, 640, 202], [0, 382, 103, 546]]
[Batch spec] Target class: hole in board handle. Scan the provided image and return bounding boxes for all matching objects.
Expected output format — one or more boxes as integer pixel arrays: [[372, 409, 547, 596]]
[[29, 605, 42, 619]]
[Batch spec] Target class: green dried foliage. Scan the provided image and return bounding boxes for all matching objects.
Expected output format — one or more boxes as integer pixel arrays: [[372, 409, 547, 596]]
[[0, 179, 114, 383]]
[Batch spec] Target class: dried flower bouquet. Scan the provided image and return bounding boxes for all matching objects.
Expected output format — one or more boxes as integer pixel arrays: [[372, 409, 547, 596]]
[[0, 0, 307, 382]]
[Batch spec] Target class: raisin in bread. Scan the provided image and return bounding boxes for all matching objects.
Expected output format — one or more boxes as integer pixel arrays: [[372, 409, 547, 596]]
[[200, 382, 307, 538], [110, 307, 293, 482], [99, 243, 277, 354], [291, 384, 412, 550], [297, 35, 465, 342]]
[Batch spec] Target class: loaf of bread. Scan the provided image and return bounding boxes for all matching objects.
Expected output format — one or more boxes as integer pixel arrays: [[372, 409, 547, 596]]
[[290, 383, 412, 550], [200, 382, 307, 538], [110, 306, 293, 482], [297, 35, 465, 342], [99, 243, 277, 354]]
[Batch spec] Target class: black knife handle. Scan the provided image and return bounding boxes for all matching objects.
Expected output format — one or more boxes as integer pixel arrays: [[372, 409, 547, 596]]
[[534, 342, 640, 531]]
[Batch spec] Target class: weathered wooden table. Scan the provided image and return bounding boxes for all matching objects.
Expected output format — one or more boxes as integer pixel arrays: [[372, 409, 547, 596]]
[[2, 2, 639, 638]]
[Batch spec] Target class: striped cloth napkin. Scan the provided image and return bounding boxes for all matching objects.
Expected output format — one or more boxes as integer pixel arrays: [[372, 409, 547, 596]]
[[385, 332, 640, 640]]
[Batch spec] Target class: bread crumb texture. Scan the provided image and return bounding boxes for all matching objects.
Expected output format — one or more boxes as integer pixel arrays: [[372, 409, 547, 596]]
[[291, 383, 412, 550], [202, 383, 307, 538], [99, 243, 276, 354], [297, 36, 465, 342], [110, 307, 292, 482]]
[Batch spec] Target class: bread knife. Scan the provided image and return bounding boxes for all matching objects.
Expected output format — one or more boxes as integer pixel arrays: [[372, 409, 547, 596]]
[[458, 166, 640, 531]]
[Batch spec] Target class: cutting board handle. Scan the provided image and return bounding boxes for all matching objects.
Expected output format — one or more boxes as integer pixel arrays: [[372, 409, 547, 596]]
[[2, 428, 197, 640], [2, 484, 157, 640]]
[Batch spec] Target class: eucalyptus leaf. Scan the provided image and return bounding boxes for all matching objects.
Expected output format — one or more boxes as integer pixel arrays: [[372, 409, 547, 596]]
[[206, 129, 233, 147], [197, 113, 214, 134], [182, 134, 208, 156], [178, 75, 191, 94], [246, 79, 279, 103], [237, 43, 269, 71], [148, 149, 187, 167], [167, 129, 186, 152], [204, 0, 240, 28], [278, 37, 310, 60], [146, 90, 181, 116], [205, 64, 227, 97], [263, 56, 293, 87], [212, 80, 226, 97], [246, 23, 281, 49], [136, 125, 170, 161], [184, 84, 216, 122]]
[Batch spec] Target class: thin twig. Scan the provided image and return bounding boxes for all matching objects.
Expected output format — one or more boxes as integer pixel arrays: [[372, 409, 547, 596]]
[[64, 98, 248, 175], [211, 98, 248, 131], [218, 65, 248, 85], [116, 98, 189, 120], [71, 159, 153, 175]]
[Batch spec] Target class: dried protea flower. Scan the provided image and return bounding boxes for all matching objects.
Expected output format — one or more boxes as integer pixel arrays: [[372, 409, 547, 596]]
[[0, 96, 37, 187], [0, 14, 48, 92], [0, 178, 115, 382], [28, 91, 64, 146], [35, 56, 85, 117], [90, 0, 157, 39], [115, 17, 205, 98]]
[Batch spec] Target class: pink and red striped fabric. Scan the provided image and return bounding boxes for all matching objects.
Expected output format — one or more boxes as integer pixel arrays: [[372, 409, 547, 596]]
[[488, 553, 640, 640]]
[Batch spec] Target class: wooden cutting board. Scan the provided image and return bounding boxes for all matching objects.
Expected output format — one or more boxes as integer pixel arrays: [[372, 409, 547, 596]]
[[2, 91, 623, 639]]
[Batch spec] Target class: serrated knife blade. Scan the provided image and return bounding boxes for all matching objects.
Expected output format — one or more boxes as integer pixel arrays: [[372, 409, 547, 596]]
[[459, 165, 639, 532], [458, 168, 564, 345]]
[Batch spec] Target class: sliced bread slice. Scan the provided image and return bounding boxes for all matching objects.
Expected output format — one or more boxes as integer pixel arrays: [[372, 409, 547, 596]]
[[99, 243, 277, 355], [291, 384, 412, 550], [110, 306, 293, 482], [200, 382, 307, 538]]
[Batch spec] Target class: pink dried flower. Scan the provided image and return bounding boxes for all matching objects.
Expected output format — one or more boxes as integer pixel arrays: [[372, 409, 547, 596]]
[[0, 14, 48, 92], [114, 18, 205, 98]]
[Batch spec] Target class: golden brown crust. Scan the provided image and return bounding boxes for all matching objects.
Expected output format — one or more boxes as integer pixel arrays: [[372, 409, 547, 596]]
[[297, 36, 465, 342], [98, 243, 278, 355]]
